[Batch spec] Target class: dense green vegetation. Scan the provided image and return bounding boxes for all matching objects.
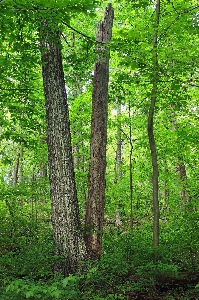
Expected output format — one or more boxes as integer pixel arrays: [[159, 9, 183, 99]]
[[1, 0, 199, 299]]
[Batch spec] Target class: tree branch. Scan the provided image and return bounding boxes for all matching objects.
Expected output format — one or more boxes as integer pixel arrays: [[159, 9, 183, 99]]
[[160, 5, 199, 39], [62, 21, 94, 41]]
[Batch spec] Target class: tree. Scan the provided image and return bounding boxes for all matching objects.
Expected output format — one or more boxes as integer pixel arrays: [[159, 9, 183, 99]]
[[2, 3, 199, 298], [114, 102, 123, 183], [40, 21, 87, 275], [147, 0, 160, 248], [85, 3, 114, 258]]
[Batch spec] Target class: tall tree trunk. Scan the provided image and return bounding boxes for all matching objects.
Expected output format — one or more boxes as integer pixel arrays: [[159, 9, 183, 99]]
[[13, 147, 23, 187], [85, 4, 114, 258], [177, 162, 191, 206], [114, 102, 123, 183], [171, 108, 191, 206], [40, 22, 87, 276], [163, 164, 169, 211], [13, 151, 21, 187], [147, 0, 160, 248], [128, 102, 134, 228], [40, 153, 48, 178]]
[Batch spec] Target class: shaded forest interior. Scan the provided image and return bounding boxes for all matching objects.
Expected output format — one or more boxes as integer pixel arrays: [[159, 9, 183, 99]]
[[1, 0, 199, 299]]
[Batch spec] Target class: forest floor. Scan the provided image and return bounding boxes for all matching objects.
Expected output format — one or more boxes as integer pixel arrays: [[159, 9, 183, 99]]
[[117, 266, 199, 299], [111, 271, 199, 299], [97, 219, 199, 300], [1, 214, 199, 300]]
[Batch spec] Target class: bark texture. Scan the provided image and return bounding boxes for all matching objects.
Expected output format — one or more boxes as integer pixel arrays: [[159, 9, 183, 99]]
[[147, 0, 160, 248], [40, 23, 87, 276], [85, 4, 114, 258]]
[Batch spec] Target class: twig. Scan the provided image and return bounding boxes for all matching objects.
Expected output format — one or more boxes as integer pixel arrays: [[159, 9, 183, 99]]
[[62, 21, 94, 41], [160, 5, 199, 38]]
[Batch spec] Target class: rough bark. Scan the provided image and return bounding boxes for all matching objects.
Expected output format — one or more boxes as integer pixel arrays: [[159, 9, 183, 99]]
[[85, 4, 114, 258], [40, 22, 87, 276], [147, 0, 160, 248]]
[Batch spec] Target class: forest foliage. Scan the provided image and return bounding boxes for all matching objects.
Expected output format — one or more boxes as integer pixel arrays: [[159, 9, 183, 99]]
[[1, 0, 199, 299]]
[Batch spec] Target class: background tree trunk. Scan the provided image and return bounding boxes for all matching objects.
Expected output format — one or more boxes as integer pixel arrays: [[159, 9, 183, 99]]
[[40, 22, 87, 276], [85, 4, 114, 258], [114, 102, 123, 183], [171, 108, 191, 207], [13, 151, 21, 187], [147, 0, 160, 248], [128, 101, 134, 228]]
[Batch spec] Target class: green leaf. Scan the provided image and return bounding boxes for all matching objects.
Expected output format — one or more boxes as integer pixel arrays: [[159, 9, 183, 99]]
[[26, 290, 34, 298]]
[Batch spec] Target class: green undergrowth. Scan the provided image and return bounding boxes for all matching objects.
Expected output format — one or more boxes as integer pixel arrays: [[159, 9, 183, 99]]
[[0, 213, 199, 299]]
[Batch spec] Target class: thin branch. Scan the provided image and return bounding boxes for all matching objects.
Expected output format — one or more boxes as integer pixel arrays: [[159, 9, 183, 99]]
[[113, 121, 138, 143], [60, 33, 70, 46], [62, 21, 94, 41], [160, 5, 199, 39], [171, 1, 180, 15], [0, 88, 33, 91]]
